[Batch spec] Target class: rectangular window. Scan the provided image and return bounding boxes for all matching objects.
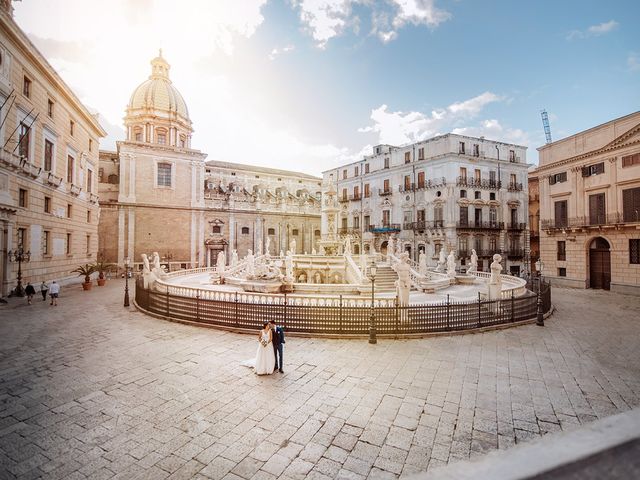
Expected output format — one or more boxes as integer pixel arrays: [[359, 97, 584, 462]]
[[342, 169, 347, 180], [418, 147, 424, 160], [549, 172, 567, 184], [589, 193, 606, 225], [135, 132, 143, 141], [18, 188, 27, 208], [382, 210, 390, 225], [460, 167, 467, 179], [89, 139, 93, 152], [67, 204, 72, 218], [86, 235, 91, 255], [364, 183, 370, 198], [43, 231, 50, 255], [460, 190, 467, 198], [241, 227, 250, 234], [509, 150, 516, 162], [475, 169, 481, 182], [342, 188, 347, 201], [44, 139, 53, 171], [87, 210, 91, 223], [434, 205, 443, 226], [404, 175, 411, 190], [459, 237, 468, 254], [417, 171, 425, 188], [384, 158, 389, 169], [67, 155, 74, 184], [489, 170, 496, 183], [459, 206, 468, 225], [554, 200, 568, 227], [354, 166, 359, 177], [511, 208, 518, 225], [268, 228, 275, 235], [557, 241, 566, 261], [459, 142, 465, 154], [558, 267, 567, 277], [475, 208, 482, 224], [582, 162, 604, 177], [157, 163, 172, 187], [44, 196, 51, 213], [292, 229, 299, 236], [383, 179, 390, 193], [489, 207, 497, 224], [17, 227, 26, 248], [404, 151, 411, 164], [47, 99, 54, 118], [490, 192, 496, 201], [417, 209, 425, 222], [157, 133, 166, 145], [630, 239, 640, 264], [69, 120, 74, 136], [622, 153, 640, 168], [23, 76, 31, 97], [18, 123, 30, 159], [510, 173, 517, 185], [474, 191, 481, 200], [353, 186, 359, 199], [353, 216, 360, 229], [365, 163, 370, 174], [87, 169, 93, 193], [622, 187, 640, 222], [489, 236, 497, 252], [66, 233, 72, 254], [473, 144, 480, 157], [364, 215, 370, 230]]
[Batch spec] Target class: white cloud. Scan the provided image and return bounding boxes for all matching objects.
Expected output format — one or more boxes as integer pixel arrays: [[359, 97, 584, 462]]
[[293, 0, 450, 47], [356, 93, 529, 150], [268, 44, 296, 60], [628, 52, 640, 72], [567, 19, 618, 40]]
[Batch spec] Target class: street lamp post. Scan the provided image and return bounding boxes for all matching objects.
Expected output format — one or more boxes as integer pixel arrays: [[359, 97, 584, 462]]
[[535, 259, 544, 326], [7, 248, 31, 297], [369, 266, 377, 344], [123, 257, 130, 307]]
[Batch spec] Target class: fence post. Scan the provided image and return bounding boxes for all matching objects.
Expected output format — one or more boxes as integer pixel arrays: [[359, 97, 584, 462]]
[[446, 294, 450, 331], [166, 288, 170, 316], [196, 293, 200, 322], [284, 293, 288, 329], [511, 289, 515, 322], [339, 295, 343, 334], [395, 297, 399, 334], [234, 292, 239, 328], [395, 298, 399, 338], [477, 292, 481, 328]]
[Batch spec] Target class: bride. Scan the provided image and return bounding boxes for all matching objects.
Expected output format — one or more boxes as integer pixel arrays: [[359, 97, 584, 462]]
[[253, 322, 275, 375]]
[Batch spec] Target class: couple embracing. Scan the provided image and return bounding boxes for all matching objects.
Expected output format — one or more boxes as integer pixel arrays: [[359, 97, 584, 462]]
[[254, 320, 284, 375]]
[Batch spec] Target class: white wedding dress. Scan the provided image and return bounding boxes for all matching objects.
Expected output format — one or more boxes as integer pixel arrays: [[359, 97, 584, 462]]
[[252, 330, 275, 375]]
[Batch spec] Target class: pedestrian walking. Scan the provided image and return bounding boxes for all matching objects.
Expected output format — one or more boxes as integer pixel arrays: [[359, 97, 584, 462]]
[[25, 282, 36, 305], [40, 281, 48, 301], [49, 281, 60, 306]]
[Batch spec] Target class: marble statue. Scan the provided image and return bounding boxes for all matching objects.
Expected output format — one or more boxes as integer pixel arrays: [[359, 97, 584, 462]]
[[290, 238, 297, 254], [396, 239, 402, 257], [231, 250, 238, 267], [387, 237, 395, 258], [298, 272, 307, 283], [447, 250, 456, 277], [344, 235, 352, 255], [393, 252, 411, 307], [435, 246, 446, 273], [265, 237, 271, 256], [468, 249, 478, 274], [246, 249, 255, 278], [280, 250, 284, 258], [490, 254, 503, 285], [141, 253, 155, 289], [314, 271, 322, 284], [419, 251, 427, 276], [312, 248, 317, 255], [284, 251, 294, 281], [256, 239, 262, 256], [151, 252, 167, 280], [216, 251, 226, 274]]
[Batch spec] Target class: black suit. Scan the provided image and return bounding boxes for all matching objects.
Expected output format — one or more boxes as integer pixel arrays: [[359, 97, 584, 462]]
[[271, 325, 284, 371]]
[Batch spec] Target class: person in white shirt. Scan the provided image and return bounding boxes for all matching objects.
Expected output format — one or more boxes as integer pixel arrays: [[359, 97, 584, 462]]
[[48, 281, 60, 306]]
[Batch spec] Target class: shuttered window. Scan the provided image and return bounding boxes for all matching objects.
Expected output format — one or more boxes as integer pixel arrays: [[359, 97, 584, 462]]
[[622, 187, 640, 222], [549, 172, 567, 184], [622, 153, 640, 167], [459, 206, 468, 226], [582, 162, 604, 177], [589, 193, 606, 225], [557, 241, 566, 261], [630, 239, 640, 264], [554, 200, 568, 227]]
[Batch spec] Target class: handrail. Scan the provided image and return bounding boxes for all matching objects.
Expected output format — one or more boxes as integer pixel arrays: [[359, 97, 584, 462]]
[[344, 252, 365, 284]]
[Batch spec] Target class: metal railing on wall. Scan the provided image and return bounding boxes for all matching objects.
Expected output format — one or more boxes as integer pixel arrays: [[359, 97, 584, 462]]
[[135, 278, 551, 337]]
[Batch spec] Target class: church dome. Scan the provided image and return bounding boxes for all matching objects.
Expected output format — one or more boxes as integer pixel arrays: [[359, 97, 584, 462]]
[[127, 51, 190, 122]]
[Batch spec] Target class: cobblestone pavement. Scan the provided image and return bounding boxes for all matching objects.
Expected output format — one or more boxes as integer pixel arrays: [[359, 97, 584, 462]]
[[1, 281, 639, 480]]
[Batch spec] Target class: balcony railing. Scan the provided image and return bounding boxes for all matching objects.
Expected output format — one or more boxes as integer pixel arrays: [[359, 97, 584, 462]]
[[338, 227, 360, 235], [508, 182, 524, 192], [368, 224, 401, 233], [338, 196, 349, 203], [507, 248, 524, 258], [403, 220, 445, 230], [507, 222, 526, 231], [456, 221, 504, 230], [399, 183, 415, 193], [541, 213, 640, 230], [456, 176, 501, 190], [378, 189, 393, 196], [349, 194, 361, 201]]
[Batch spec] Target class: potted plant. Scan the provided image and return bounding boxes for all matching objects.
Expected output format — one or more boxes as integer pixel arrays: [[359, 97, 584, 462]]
[[72, 263, 96, 291], [94, 260, 116, 286]]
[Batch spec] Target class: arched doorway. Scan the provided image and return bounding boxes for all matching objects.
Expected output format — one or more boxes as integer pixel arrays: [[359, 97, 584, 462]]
[[589, 237, 611, 290], [380, 241, 388, 255]]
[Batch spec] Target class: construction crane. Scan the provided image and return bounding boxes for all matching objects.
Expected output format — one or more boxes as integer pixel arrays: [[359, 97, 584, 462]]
[[540, 109, 552, 144]]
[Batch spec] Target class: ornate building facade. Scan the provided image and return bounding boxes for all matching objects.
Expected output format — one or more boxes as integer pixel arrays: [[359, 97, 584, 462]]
[[321, 134, 530, 274], [0, 3, 106, 295], [98, 54, 321, 270], [536, 111, 640, 294]]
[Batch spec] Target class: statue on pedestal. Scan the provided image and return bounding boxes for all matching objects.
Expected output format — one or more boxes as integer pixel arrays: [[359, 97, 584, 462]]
[[419, 251, 427, 276], [435, 246, 446, 273], [468, 249, 478, 274], [289, 238, 297, 254], [344, 235, 352, 255], [394, 252, 411, 307], [490, 254, 503, 285], [447, 250, 457, 277], [265, 237, 271, 256], [312, 247, 317, 255], [284, 251, 294, 282], [387, 237, 395, 258], [216, 251, 226, 275], [141, 253, 155, 288], [231, 249, 238, 267], [246, 249, 255, 278], [396, 240, 402, 257], [151, 252, 167, 280]]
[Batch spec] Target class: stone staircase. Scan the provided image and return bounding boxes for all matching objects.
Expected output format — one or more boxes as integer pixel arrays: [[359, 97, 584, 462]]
[[373, 264, 398, 292]]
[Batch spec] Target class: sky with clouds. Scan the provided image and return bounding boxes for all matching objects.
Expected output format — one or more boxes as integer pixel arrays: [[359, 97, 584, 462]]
[[13, 0, 640, 176]]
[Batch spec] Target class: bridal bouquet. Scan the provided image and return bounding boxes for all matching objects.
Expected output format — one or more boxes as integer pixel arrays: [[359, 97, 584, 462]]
[[261, 339, 268, 347]]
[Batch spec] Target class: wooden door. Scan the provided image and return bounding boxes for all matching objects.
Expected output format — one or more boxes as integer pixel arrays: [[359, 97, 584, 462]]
[[589, 249, 611, 290]]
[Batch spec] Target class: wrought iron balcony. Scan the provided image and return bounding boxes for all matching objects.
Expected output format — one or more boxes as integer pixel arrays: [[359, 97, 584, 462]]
[[378, 188, 393, 196], [508, 182, 524, 192], [456, 176, 501, 190], [404, 220, 445, 230], [349, 194, 361, 201], [338, 196, 349, 203], [541, 213, 640, 231], [368, 224, 401, 233], [456, 221, 503, 230], [338, 227, 360, 235], [507, 222, 526, 231], [507, 248, 524, 258], [399, 183, 415, 193]]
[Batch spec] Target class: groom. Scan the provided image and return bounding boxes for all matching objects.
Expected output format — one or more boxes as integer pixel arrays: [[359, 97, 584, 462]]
[[270, 319, 285, 373]]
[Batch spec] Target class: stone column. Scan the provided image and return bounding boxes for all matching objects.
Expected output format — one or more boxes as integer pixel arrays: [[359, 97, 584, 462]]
[[190, 211, 197, 267], [229, 214, 235, 262], [127, 207, 135, 262], [117, 207, 125, 265]]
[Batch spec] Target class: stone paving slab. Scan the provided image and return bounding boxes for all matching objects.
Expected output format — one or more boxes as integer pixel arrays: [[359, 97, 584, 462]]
[[0, 281, 639, 479]]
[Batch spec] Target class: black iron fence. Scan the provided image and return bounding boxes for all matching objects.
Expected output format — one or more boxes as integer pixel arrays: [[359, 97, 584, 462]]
[[135, 279, 552, 337]]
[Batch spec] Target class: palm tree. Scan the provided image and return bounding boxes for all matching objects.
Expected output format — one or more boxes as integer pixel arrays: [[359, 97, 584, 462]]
[[94, 260, 116, 280], [71, 264, 96, 284]]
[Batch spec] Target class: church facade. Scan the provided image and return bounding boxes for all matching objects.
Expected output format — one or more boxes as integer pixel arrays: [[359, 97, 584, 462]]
[[98, 54, 321, 271]]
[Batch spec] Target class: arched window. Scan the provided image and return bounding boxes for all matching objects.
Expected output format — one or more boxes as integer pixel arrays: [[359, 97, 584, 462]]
[[133, 127, 143, 142], [156, 128, 167, 145], [314, 229, 321, 237]]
